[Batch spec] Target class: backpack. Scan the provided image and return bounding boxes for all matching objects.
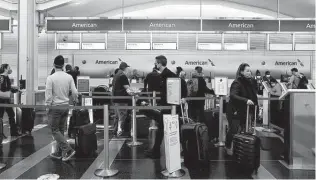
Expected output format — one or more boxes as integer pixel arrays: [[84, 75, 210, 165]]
[[187, 78, 199, 97], [297, 75, 308, 89]]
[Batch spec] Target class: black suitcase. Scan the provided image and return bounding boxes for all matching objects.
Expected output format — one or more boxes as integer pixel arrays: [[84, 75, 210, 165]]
[[68, 109, 90, 138], [16, 108, 35, 134], [232, 105, 260, 173], [75, 123, 97, 157], [92, 85, 111, 124], [180, 102, 210, 170], [204, 109, 219, 141]]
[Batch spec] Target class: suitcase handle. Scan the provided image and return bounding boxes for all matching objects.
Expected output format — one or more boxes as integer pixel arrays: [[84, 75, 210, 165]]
[[246, 104, 257, 134], [180, 102, 190, 124]]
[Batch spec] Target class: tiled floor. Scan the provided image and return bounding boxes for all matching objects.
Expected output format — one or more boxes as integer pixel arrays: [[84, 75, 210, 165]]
[[0, 114, 314, 179]]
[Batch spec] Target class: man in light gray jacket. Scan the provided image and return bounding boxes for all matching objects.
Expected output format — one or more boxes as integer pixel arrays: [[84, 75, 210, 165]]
[[45, 55, 78, 162]]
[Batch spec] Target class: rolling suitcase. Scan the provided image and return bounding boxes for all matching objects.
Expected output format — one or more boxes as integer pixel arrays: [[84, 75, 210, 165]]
[[16, 108, 35, 134], [75, 123, 97, 157], [180, 102, 210, 170], [68, 108, 90, 138], [232, 105, 260, 173]]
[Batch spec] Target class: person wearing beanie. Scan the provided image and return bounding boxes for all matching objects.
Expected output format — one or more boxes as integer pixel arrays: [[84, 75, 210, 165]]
[[45, 55, 78, 162]]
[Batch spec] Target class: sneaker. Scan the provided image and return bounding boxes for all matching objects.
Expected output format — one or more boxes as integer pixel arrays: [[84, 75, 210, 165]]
[[62, 150, 76, 162], [50, 152, 62, 160]]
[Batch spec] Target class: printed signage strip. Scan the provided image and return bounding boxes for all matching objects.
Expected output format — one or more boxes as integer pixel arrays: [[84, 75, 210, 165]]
[[46, 19, 122, 32], [202, 19, 279, 32], [46, 18, 316, 32], [279, 20, 315, 32]]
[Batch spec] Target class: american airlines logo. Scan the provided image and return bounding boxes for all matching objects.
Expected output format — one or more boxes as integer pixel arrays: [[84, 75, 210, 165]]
[[274, 59, 304, 66]]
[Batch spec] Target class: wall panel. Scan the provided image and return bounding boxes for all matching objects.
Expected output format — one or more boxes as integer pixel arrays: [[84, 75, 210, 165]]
[[178, 33, 196, 50]]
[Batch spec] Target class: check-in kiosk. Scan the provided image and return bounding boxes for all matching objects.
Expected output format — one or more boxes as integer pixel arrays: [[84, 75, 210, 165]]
[[279, 89, 316, 170]]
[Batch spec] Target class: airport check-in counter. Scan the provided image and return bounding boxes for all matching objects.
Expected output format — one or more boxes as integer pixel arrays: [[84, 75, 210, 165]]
[[279, 89, 316, 170]]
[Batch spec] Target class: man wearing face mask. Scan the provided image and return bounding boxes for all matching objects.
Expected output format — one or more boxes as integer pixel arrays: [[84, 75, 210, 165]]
[[263, 71, 276, 86], [145, 55, 177, 158], [0, 64, 22, 145]]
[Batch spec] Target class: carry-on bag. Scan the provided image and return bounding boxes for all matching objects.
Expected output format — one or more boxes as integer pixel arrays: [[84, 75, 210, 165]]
[[180, 102, 210, 170], [16, 108, 35, 134], [15, 91, 35, 134], [68, 103, 90, 138], [74, 123, 97, 157], [92, 85, 111, 124], [232, 105, 260, 173]]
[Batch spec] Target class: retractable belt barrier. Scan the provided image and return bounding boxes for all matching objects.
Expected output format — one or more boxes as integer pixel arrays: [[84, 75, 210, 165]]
[[0, 102, 172, 178]]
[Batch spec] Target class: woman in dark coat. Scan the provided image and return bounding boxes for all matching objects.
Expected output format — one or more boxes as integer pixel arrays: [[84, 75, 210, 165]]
[[225, 63, 258, 156]]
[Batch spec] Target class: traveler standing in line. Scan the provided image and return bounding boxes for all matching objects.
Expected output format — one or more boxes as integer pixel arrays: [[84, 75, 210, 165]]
[[113, 62, 136, 137], [145, 55, 177, 158], [262, 71, 276, 86], [144, 67, 162, 105], [288, 68, 301, 89], [144, 67, 161, 93], [254, 70, 263, 95], [0, 64, 21, 145], [188, 67, 215, 123], [225, 63, 258, 156], [176, 66, 183, 77], [288, 68, 308, 89], [110, 68, 121, 135], [45, 55, 78, 161], [179, 71, 188, 100]]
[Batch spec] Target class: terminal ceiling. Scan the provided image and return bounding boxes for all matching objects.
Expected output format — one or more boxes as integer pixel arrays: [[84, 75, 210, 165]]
[[0, 0, 315, 18]]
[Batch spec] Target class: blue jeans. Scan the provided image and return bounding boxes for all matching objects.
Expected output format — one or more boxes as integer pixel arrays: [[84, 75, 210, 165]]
[[114, 103, 128, 133], [48, 109, 73, 155]]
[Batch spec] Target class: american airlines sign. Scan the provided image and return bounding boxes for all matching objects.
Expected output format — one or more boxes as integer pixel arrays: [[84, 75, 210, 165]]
[[46, 19, 122, 32]]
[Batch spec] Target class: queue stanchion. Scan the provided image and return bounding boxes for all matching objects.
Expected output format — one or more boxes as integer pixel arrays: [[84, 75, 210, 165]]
[[95, 105, 119, 177], [215, 96, 225, 147], [150, 91, 158, 130], [127, 96, 143, 147]]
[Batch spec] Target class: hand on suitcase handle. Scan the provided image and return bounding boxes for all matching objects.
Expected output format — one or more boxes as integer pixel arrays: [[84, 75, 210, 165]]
[[247, 100, 254, 105]]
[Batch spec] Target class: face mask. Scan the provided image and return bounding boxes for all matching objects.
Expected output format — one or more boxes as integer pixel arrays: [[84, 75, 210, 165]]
[[256, 76, 261, 78], [8, 69, 12, 74], [266, 75, 270, 78]]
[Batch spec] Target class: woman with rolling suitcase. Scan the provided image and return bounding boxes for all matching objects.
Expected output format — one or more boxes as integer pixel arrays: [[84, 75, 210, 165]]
[[225, 63, 259, 156]]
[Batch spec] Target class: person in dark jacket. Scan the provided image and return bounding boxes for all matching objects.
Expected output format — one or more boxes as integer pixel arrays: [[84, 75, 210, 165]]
[[145, 55, 177, 159], [225, 63, 258, 156], [144, 67, 161, 93], [189, 67, 215, 123], [176, 66, 183, 77], [0, 64, 21, 145], [179, 71, 188, 100], [262, 71, 276, 86]]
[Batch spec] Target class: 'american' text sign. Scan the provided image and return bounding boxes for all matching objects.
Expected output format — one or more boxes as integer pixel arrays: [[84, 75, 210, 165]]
[[203, 20, 279, 31]]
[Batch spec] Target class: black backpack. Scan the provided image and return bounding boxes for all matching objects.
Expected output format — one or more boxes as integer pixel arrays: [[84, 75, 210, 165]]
[[297, 75, 308, 89]]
